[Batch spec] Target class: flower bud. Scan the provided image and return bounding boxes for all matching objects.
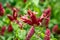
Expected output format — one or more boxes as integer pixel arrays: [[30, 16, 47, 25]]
[[0, 3, 5, 16], [23, 0, 27, 3], [21, 17, 33, 25], [1, 26, 6, 35], [45, 29, 50, 36], [43, 6, 51, 18], [25, 26, 35, 40], [13, 8, 18, 20], [7, 14, 14, 21], [8, 23, 13, 32], [52, 25, 60, 34], [44, 28, 50, 40]]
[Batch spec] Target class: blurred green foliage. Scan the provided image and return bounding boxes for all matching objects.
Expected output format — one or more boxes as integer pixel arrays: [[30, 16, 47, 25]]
[[0, 0, 60, 40]]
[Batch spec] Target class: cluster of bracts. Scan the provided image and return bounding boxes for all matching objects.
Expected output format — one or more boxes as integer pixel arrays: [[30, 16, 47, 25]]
[[0, 2, 60, 40]]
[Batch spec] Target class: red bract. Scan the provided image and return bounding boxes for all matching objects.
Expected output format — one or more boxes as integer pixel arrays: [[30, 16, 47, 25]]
[[38, 17, 44, 23], [15, 38, 18, 40], [28, 9, 39, 25], [18, 22, 23, 29], [52, 25, 60, 34], [7, 7, 19, 21], [25, 26, 35, 40], [0, 26, 6, 35], [30, 13, 39, 25], [0, 3, 5, 16], [23, 0, 27, 3], [28, 9, 32, 16], [43, 7, 51, 18], [8, 23, 13, 32], [39, 7, 51, 28], [45, 18, 50, 28], [44, 28, 50, 40], [21, 9, 40, 26], [44, 35, 50, 40], [52, 25, 58, 33], [13, 8, 18, 20], [7, 14, 14, 21], [45, 28, 50, 36], [21, 17, 33, 25]]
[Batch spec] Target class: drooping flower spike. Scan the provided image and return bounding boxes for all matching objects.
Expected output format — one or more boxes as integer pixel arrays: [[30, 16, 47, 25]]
[[12, 7, 18, 20], [21, 9, 40, 26], [25, 26, 35, 40], [28, 9, 40, 25], [44, 28, 50, 40], [39, 7, 51, 28], [21, 7, 51, 27], [43, 7, 51, 18], [7, 8, 18, 21], [0, 3, 5, 16], [0, 26, 6, 35], [8, 23, 13, 32], [52, 24, 60, 34]]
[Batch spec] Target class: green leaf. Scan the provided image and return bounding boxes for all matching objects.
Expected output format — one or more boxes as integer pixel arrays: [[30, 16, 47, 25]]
[[50, 38, 57, 40], [7, 36, 13, 40], [16, 29, 26, 40], [40, 33, 45, 39], [33, 5, 41, 17], [0, 36, 5, 40], [11, 22, 19, 31], [31, 34, 42, 40], [32, 0, 39, 6]]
